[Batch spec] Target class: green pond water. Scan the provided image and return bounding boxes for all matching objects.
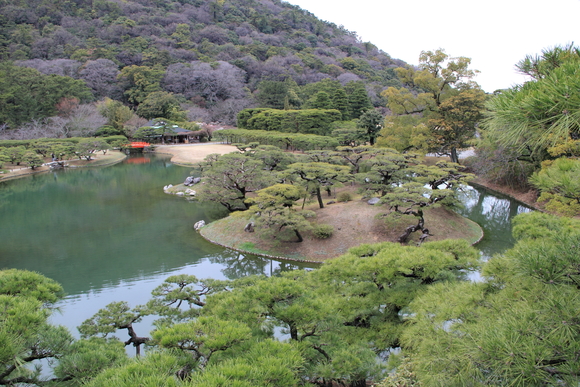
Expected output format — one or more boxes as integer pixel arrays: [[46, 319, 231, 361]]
[[0, 154, 314, 333], [0, 154, 531, 335]]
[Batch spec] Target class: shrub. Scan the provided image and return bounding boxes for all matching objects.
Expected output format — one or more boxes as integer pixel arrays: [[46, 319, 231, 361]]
[[537, 192, 580, 217], [101, 135, 128, 145], [337, 192, 352, 202], [379, 212, 417, 235], [95, 126, 125, 137], [0, 152, 8, 168], [312, 224, 334, 239], [531, 158, 580, 216]]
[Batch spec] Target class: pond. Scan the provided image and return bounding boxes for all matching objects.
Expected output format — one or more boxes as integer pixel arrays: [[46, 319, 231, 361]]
[[0, 154, 531, 336], [0, 154, 315, 335]]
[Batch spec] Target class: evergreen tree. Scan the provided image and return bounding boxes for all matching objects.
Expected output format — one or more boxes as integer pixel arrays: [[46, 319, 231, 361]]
[[346, 81, 372, 119], [485, 45, 580, 161], [356, 109, 384, 145], [284, 162, 352, 208], [247, 184, 313, 242], [310, 91, 332, 109], [196, 152, 274, 211], [381, 49, 483, 163], [398, 212, 580, 386], [530, 157, 580, 216], [331, 87, 351, 120]]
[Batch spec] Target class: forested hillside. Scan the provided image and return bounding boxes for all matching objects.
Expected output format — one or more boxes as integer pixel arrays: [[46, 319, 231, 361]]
[[0, 0, 405, 132], [3, 0, 580, 382]]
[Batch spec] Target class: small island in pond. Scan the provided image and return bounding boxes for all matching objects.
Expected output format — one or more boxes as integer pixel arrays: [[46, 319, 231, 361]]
[[159, 145, 483, 262], [198, 185, 483, 263]]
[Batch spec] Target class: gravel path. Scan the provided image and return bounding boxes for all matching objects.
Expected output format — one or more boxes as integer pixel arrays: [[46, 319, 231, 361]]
[[154, 143, 237, 165]]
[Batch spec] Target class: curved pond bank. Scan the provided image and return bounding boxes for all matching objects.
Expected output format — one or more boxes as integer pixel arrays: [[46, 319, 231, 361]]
[[198, 204, 484, 263], [455, 184, 532, 259], [0, 154, 531, 337], [0, 150, 127, 182], [0, 154, 315, 336]]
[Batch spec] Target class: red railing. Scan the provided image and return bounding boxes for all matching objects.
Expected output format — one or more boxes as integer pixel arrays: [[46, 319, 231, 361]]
[[125, 142, 151, 148]]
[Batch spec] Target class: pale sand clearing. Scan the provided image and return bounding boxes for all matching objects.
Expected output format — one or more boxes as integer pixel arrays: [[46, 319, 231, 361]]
[[154, 143, 237, 165]]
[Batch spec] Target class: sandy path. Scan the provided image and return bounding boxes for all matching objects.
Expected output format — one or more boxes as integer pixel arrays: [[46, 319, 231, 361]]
[[154, 143, 237, 165]]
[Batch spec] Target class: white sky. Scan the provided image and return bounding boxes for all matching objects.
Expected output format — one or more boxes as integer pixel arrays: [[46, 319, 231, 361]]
[[287, 0, 580, 93]]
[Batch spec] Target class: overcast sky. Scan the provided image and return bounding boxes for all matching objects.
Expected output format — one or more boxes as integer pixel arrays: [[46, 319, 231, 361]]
[[287, 0, 580, 93]]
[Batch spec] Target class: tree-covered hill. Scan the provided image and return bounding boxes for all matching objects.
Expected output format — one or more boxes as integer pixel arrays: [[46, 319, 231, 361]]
[[0, 0, 406, 128]]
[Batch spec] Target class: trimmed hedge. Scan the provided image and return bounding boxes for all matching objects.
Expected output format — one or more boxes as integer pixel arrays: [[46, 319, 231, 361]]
[[0, 136, 127, 149], [215, 129, 339, 151], [237, 108, 342, 136], [236, 108, 271, 128]]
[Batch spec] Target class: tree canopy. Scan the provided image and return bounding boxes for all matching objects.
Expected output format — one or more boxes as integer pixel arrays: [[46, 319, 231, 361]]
[[246, 183, 313, 242], [396, 211, 580, 386], [380, 49, 485, 162], [0, 0, 400, 131], [472, 44, 580, 188], [195, 152, 274, 211], [530, 157, 580, 216], [0, 269, 128, 386], [484, 45, 580, 162], [283, 161, 352, 208], [0, 63, 92, 128], [70, 238, 479, 386]]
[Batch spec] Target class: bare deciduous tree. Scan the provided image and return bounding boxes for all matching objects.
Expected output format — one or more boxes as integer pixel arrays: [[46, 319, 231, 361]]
[[123, 115, 148, 138], [0, 104, 106, 140], [66, 104, 108, 137], [79, 59, 122, 100], [208, 98, 254, 125], [163, 61, 247, 104], [16, 59, 81, 77]]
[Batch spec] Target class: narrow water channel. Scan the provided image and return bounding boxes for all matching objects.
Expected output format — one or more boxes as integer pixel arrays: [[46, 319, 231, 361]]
[[0, 154, 531, 336], [455, 185, 531, 260]]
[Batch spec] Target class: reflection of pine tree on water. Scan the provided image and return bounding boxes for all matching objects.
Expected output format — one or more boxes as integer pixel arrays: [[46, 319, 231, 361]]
[[209, 251, 313, 279]]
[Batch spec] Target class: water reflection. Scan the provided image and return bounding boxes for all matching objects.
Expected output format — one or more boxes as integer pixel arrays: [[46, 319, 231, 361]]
[[208, 250, 315, 278], [0, 155, 317, 337], [0, 155, 232, 294], [456, 185, 532, 260], [49, 250, 315, 338], [0, 156, 530, 337]]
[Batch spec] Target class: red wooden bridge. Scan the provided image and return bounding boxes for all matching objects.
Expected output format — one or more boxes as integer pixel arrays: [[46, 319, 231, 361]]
[[126, 141, 151, 148]]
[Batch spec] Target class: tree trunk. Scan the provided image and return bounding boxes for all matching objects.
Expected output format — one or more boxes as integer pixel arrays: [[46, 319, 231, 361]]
[[398, 212, 425, 244], [294, 229, 303, 243], [124, 324, 149, 357], [450, 147, 459, 164], [397, 225, 419, 244], [350, 380, 367, 387], [418, 228, 432, 244], [289, 324, 298, 341], [316, 187, 324, 208], [176, 364, 193, 380]]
